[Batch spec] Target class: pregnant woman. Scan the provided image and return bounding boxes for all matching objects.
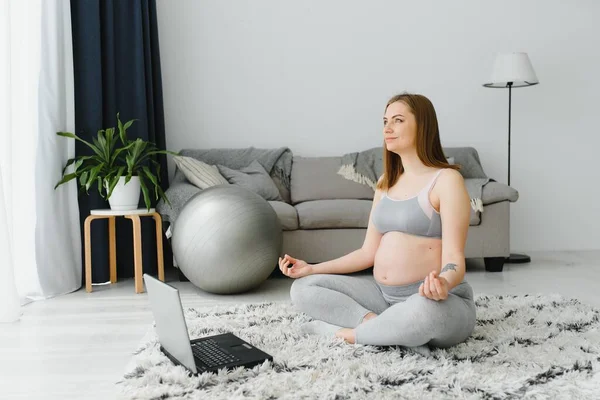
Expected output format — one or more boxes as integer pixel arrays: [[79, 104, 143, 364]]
[[279, 93, 476, 349]]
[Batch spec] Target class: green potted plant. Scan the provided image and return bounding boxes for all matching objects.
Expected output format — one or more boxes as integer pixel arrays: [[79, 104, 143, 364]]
[[54, 113, 176, 211]]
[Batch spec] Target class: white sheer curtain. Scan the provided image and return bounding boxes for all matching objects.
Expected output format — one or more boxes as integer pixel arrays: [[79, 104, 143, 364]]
[[0, 0, 81, 323]]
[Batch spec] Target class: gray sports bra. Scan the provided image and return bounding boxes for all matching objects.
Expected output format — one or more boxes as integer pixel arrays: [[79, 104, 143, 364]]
[[372, 169, 444, 238]]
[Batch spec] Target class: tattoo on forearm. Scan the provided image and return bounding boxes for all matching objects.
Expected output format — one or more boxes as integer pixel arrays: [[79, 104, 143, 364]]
[[441, 263, 457, 273]]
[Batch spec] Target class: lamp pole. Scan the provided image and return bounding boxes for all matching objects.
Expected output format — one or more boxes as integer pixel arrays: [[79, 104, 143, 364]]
[[505, 81, 531, 264], [507, 81, 512, 186], [484, 52, 538, 266]]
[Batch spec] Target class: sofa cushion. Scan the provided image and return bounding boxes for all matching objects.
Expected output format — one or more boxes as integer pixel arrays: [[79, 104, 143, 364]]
[[291, 157, 374, 204], [268, 201, 298, 231], [217, 160, 283, 201], [173, 156, 229, 189], [295, 199, 372, 229], [172, 147, 293, 203]]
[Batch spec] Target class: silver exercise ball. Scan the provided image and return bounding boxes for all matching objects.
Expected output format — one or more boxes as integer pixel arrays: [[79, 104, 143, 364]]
[[172, 185, 282, 294]]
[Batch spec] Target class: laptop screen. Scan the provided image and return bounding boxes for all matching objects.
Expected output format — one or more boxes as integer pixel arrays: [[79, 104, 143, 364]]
[[143, 274, 197, 373]]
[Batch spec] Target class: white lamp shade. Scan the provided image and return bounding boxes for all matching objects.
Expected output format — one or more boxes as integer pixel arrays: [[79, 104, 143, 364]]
[[483, 52, 539, 88]]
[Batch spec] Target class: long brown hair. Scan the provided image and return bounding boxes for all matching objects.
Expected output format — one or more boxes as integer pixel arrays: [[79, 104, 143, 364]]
[[377, 93, 459, 191]]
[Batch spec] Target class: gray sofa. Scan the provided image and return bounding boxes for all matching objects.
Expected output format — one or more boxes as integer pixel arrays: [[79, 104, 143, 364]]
[[158, 147, 519, 273]]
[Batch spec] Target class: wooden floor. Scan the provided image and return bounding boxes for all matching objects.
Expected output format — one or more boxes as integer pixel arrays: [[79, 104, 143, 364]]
[[1, 251, 599, 399]]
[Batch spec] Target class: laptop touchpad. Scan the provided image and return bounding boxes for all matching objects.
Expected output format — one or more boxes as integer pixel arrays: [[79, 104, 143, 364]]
[[231, 343, 253, 350]]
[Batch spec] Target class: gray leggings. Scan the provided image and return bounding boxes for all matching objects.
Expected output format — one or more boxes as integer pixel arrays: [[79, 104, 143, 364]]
[[290, 273, 476, 348]]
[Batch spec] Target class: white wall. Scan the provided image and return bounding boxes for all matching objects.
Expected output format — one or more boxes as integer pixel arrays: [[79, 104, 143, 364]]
[[156, 0, 600, 252]]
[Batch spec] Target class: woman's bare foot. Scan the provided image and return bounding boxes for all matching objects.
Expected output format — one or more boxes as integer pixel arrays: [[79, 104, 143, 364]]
[[361, 312, 377, 324], [335, 328, 356, 344], [332, 313, 376, 343]]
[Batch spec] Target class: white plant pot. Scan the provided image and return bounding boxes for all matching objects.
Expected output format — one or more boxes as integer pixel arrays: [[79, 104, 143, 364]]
[[107, 176, 141, 211]]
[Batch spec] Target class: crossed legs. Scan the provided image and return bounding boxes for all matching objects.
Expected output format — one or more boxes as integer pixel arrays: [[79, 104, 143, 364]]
[[290, 273, 388, 342], [290, 273, 389, 324], [290, 273, 476, 348]]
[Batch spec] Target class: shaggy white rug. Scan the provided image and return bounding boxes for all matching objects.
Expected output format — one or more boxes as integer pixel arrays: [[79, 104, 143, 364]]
[[118, 294, 600, 400]]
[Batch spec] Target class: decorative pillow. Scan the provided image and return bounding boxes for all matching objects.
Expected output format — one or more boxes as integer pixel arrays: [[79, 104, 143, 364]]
[[217, 160, 283, 201], [173, 155, 229, 189]]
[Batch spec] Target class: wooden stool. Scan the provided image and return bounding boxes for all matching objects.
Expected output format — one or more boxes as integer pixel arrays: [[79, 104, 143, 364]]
[[84, 208, 165, 294]]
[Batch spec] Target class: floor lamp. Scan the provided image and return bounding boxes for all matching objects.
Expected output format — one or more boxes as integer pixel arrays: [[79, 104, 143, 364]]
[[483, 52, 538, 264]]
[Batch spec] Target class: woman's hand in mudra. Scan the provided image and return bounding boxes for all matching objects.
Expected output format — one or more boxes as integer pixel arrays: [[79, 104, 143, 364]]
[[278, 254, 313, 279], [419, 270, 449, 301]]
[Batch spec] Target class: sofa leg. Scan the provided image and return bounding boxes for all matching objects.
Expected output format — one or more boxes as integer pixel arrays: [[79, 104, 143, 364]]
[[484, 257, 505, 272]]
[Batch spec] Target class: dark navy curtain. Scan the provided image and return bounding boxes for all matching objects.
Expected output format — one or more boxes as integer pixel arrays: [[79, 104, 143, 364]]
[[70, 0, 172, 283]]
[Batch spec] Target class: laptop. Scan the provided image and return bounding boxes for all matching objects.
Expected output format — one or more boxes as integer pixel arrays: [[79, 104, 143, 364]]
[[143, 274, 273, 374]]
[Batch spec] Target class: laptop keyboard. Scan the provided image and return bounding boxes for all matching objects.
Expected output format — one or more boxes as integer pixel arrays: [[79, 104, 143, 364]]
[[191, 338, 241, 367]]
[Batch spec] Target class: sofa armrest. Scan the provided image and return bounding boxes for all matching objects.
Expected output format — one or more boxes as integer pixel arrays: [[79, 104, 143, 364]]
[[465, 201, 510, 259], [482, 181, 519, 205], [156, 182, 202, 228]]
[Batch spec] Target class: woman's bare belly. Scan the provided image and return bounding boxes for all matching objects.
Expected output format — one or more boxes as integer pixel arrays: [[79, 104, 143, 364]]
[[373, 231, 442, 286]]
